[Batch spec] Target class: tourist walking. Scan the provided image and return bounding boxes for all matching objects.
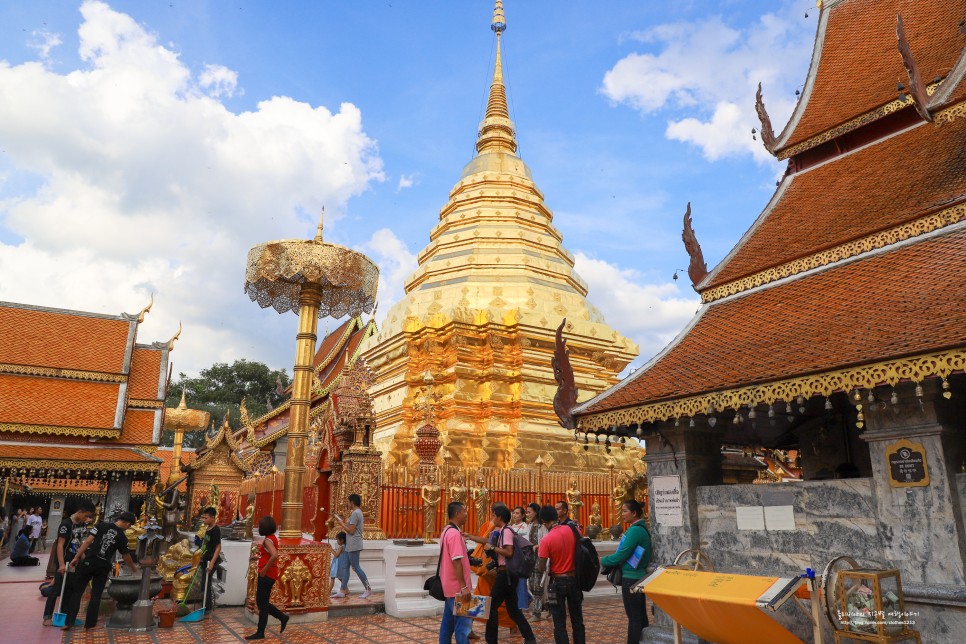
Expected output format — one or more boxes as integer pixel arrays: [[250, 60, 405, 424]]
[[527, 503, 551, 621], [537, 504, 584, 644], [200, 507, 222, 613], [509, 506, 531, 612], [466, 502, 536, 644], [64, 511, 139, 630], [9, 526, 39, 566], [28, 507, 43, 552], [0, 508, 8, 548], [439, 501, 473, 644], [329, 531, 348, 593], [43, 500, 95, 627], [333, 493, 372, 599], [245, 516, 289, 640], [601, 500, 651, 644]]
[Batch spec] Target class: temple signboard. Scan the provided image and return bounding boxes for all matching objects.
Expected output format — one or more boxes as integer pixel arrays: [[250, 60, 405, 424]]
[[886, 439, 929, 488], [652, 475, 683, 527]]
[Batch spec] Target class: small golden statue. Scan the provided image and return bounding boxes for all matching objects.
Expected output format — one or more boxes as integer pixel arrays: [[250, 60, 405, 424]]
[[566, 476, 584, 521], [473, 472, 490, 522], [421, 472, 441, 542], [587, 502, 603, 540], [449, 469, 469, 505], [612, 473, 630, 516], [158, 537, 202, 601]]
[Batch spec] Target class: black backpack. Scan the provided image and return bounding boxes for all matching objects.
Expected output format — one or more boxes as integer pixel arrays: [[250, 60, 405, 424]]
[[499, 528, 536, 579], [568, 524, 600, 592]]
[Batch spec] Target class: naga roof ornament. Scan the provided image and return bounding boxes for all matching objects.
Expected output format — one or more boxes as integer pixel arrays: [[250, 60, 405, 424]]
[[896, 13, 933, 123], [754, 83, 778, 154], [682, 202, 708, 290]]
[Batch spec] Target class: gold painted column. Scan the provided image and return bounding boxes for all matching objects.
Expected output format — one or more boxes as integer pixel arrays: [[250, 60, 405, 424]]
[[280, 282, 322, 538]]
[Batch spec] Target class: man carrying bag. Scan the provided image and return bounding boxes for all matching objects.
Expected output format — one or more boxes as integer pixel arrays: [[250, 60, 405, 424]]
[[432, 501, 473, 644]]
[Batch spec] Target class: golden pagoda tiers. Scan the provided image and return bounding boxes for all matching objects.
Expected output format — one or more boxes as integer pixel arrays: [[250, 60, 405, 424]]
[[362, 1, 638, 472]]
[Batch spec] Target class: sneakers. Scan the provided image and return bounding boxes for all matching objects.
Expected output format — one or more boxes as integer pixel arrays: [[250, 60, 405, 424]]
[[43, 618, 52, 627], [360, 589, 372, 600], [331, 591, 346, 599], [244, 633, 265, 640]]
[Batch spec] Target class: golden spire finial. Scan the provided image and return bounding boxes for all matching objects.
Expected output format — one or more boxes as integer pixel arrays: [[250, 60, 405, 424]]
[[178, 387, 187, 410], [315, 207, 324, 242], [476, 0, 517, 155]]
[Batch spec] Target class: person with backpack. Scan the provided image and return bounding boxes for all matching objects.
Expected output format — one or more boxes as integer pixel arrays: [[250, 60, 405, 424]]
[[466, 502, 536, 644], [601, 500, 651, 644], [536, 505, 584, 644], [438, 501, 473, 644]]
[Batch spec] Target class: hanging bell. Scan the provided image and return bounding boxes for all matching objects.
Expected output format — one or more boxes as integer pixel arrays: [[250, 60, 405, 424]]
[[942, 379, 952, 399]]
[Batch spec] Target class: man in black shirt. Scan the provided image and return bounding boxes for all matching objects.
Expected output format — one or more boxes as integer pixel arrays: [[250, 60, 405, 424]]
[[199, 507, 222, 614], [64, 511, 139, 630], [43, 500, 96, 627]]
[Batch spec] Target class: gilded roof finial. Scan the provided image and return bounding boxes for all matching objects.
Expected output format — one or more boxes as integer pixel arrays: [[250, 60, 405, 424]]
[[476, 0, 517, 155], [315, 206, 325, 242], [136, 293, 154, 324], [167, 321, 182, 351], [178, 387, 187, 410]]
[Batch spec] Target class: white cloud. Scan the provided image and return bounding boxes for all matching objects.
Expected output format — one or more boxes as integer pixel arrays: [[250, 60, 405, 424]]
[[360, 228, 418, 321], [396, 173, 416, 191], [601, 5, 813, 162], [0, 0, 384, 375], [575, 252, 699, 365], [28, 30, 63, 63], [198, 63, 238, 98]]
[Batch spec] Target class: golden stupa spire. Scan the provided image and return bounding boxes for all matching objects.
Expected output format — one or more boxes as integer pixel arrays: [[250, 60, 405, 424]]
[[476, 0, 517, 155]]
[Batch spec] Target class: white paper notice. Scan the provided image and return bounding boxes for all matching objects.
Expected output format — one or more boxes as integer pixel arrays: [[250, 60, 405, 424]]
[[651, 475, 683, 527], [735, 506, 765, 530], [764, 505, 796, 531]]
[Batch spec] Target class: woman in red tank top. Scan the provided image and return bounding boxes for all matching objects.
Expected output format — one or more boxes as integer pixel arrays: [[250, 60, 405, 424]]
[[244, 516, 288, 640]]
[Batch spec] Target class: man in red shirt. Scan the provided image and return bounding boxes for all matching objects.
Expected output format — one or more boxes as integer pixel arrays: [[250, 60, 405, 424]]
[[439, 501, 473, 644], [536, 505, 585, 644]]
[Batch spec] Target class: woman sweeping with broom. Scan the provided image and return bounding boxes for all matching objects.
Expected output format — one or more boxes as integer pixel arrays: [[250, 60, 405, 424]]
[[244, 516, 289, 640]]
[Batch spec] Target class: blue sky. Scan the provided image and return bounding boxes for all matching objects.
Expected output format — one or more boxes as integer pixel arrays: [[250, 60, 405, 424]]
[[0, 1, 816, 376]]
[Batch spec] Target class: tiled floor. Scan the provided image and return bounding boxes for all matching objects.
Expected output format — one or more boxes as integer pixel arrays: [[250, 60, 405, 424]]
[[5, 552, 635, 643], [61, 598, 632, 643]]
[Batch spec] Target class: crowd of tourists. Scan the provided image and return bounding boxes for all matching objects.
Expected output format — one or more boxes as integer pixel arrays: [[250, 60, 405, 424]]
[[437, 497, 652, 644]]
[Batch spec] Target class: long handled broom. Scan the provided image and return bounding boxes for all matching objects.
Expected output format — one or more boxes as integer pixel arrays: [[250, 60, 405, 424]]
[[51, 568, 71, 627], [179, 568, 210, 622]]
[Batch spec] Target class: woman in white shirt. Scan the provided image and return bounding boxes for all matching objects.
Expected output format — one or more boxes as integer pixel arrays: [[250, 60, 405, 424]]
[[509, 506, 531, 612]]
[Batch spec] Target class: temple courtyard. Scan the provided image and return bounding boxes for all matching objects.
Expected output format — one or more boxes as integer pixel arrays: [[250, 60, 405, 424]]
[[2, 551, 632, 644]]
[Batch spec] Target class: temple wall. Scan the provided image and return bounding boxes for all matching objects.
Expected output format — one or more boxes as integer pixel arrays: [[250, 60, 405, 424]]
[[692, 479, 966, 643], [697, 479, 878, 576]]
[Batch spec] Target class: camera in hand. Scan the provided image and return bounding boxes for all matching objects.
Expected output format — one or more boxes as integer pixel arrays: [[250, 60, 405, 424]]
[[468, 556, 483, 567]]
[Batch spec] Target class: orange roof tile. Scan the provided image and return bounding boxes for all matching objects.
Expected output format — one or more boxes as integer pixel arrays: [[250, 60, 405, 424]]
[[0, 374, 121, 429], [128, 347, 164, 400], [116, 409, 157, 444], [779, 0, 965, 151], [0, 443, 160, 466], [0, 303, 132, 374], [704, 116, 966, 291], [580, 227, 966, 415]]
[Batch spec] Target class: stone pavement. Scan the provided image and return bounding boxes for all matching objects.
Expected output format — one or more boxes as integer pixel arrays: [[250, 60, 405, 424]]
[[3, 550, 634, 643]]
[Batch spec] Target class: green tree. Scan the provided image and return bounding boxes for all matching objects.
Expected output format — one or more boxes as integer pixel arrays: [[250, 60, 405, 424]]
[[162, 359, 290, 449]]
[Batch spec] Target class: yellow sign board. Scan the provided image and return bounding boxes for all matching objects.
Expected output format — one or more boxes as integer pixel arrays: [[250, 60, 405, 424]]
[[639, 568, 803, 644]]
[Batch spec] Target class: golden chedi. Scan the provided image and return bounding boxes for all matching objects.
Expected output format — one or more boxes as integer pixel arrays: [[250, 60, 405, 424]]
[[362, 2, 638, 472]]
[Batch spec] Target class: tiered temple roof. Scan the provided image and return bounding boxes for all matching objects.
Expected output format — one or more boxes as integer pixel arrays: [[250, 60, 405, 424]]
[[0, 300, 176, 483], [236, 316, 375, 456], [574, 0, 966, 431]]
